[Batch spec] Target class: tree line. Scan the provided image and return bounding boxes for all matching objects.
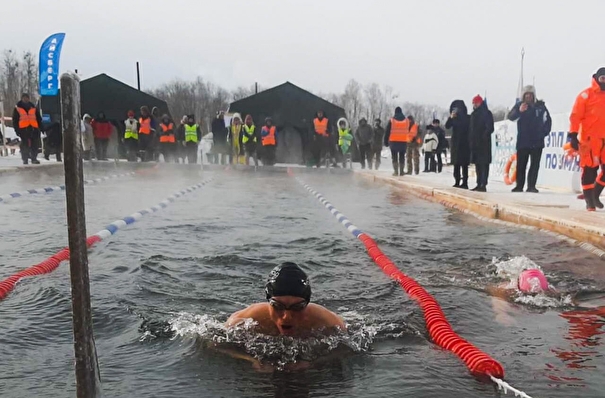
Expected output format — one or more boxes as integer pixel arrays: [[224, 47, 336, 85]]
[[1, 48, 506, 128]]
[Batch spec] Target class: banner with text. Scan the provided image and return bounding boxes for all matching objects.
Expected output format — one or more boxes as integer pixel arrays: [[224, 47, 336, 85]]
[[39, 33, 66, 96]]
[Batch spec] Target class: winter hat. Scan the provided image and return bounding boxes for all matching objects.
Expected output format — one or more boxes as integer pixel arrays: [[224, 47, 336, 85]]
[[472, 95, 483, 105], [522, 85, 536, 99], [593, 67, 605, 79], [127, 110, 135, 117], [593, 68, 605, 90], [395, 106, 403, 114]]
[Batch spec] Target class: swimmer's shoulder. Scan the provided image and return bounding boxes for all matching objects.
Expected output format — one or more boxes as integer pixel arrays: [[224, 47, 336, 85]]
[[226, 303, 271, 327], [307, 303, 346, 330]]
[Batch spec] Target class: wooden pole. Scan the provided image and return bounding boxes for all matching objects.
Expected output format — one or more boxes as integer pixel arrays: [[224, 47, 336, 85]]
[[60, 72, 101, 398], [136, 62, 141, 91], [0, 101, 6, 156]]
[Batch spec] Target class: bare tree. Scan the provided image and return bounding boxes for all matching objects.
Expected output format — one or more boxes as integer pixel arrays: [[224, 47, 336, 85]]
[[340, 79, 363, 126], [364, 83, 382, 122], [1, 50, 21, 115], [20, 51, 37, 99]]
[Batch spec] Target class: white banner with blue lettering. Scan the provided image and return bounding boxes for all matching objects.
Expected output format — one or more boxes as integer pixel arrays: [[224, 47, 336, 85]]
[[39, 33, 66, 96], [491, 113, 581, 192]]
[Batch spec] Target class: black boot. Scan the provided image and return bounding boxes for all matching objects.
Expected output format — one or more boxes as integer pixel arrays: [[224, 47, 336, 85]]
[[584, 189, 597, 211], [392, 162, 399, 176], [399, 163, 405, 176], [594, 183, 604, 209]]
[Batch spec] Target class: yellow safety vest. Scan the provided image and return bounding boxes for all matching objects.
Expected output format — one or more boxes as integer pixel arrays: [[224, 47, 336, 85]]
[[185, 124, 198, 143], [242, 125, 256, 144]]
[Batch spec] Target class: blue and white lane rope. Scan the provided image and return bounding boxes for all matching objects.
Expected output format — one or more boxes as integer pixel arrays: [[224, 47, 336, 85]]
[[92, 178, 214, 240], [0, 171, 137, 203], [0, 178, 214, 301], [294, 176, 535, 398]]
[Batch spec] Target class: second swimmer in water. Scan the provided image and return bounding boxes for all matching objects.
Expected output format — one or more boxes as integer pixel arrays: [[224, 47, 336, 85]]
[[226, 262, 346, 337]]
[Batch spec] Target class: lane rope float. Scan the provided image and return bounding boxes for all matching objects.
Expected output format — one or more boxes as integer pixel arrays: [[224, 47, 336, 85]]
[[293, 176, 535, 397], [0, 171, 137, 203], [0, 178, 213, 301]]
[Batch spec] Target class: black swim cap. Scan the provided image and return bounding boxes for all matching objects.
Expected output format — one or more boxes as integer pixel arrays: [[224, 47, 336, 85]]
[[265, 262, 311, 303]]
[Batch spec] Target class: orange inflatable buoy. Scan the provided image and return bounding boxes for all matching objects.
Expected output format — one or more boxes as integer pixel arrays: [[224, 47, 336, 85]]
[[503, 153, 517, 185]]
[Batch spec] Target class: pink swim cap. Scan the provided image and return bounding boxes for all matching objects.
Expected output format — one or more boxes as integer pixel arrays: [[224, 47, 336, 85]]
[[518, 269, 549, 293]]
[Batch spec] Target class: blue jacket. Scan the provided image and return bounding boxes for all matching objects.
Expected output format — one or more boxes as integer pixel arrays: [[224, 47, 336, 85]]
[[507, 101, 552, 150]]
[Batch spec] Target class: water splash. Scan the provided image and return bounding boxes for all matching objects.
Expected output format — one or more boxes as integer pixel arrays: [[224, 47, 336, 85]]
[[491, 256, 574, 308], [165, 311, 401, 370]]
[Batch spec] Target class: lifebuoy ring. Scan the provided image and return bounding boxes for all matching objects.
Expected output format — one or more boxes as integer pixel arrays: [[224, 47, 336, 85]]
[[503, 153, 517, 185]]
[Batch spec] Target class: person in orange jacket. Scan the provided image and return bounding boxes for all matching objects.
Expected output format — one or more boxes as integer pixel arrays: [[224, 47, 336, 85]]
[[405, 115, 421, 174], [568, 67, 605, 211]]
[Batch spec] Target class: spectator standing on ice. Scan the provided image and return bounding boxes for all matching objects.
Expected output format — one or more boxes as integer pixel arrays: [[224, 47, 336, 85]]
[[507, 85, 552, 193], [123, 111, 139, 162], [158, 114, 176, 163], [42, 114, 62, 162], [433, 119, 448, 173], [81, 114, 94, 160], [151, 106, 161, 161], [177, 114, 202, 164], [212, 111, 229, 165], [372, 118, 385, 170], [354, 117, 373, 169], [138, 106, 153, 162], [337, 117, 353, 168], [422, 125, 438, 172], [261, 117, 277, 166], [568, 67, 605, 211], [91, 111, 112, 160], [384, 107, 412, 176], [12, 93, 42, 165], [311, 110, 333, 168], [468, 95, 494, 192], [405, 115, 421, 174], [241, 114, 258, 166], [229, 113, 245, 165], [446, 100, 471, 189]]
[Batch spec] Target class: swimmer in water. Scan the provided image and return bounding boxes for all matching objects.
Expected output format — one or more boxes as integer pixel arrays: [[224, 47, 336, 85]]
[[226, 262, 346, 336], [487, 268, 605, 325]]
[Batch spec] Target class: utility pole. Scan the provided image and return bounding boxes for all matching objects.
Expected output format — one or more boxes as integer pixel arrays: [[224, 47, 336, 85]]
[[61, 72, 102, 398], [136, 62, 141, 91]]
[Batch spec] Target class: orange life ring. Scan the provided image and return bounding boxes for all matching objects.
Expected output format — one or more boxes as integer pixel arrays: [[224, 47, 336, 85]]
[[503, 153, 517, 185]]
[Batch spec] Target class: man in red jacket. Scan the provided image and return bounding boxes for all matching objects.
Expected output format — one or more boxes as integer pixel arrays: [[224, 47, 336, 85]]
[[91, 111, 113, 160]]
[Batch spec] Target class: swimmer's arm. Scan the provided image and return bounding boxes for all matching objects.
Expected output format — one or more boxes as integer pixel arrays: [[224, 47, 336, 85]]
[[225, 304, 263, 328]]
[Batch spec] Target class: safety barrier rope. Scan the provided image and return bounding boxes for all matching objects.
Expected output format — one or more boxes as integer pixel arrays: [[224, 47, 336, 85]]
[[0, 171, 137, 203], [0, 178, 213, 301], [293, 176, 538, 396], [490, 375, 534, 397]]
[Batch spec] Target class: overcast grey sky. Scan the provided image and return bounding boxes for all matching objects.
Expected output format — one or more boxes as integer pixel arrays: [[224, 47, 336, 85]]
[[2, 0, 602, 113]]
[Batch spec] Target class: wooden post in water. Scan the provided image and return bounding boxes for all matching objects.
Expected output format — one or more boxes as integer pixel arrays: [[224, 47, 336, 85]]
[[61, 72, 101, 398]]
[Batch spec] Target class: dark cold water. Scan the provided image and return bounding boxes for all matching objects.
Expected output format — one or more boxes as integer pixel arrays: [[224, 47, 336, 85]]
[[1, 165, 604, 397]]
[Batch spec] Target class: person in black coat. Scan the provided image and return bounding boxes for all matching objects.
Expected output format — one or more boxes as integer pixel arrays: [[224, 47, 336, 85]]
[[469, 95, 495, 192], [42, 114, 62, 162], [432, 119, 448, 173], [507, 85, 552, 193], [445, 100, 471, 188], [211, 111, 229, 164]]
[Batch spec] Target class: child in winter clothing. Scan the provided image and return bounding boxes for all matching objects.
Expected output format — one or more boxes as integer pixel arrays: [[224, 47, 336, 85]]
[[423, 125, 439, 172]]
